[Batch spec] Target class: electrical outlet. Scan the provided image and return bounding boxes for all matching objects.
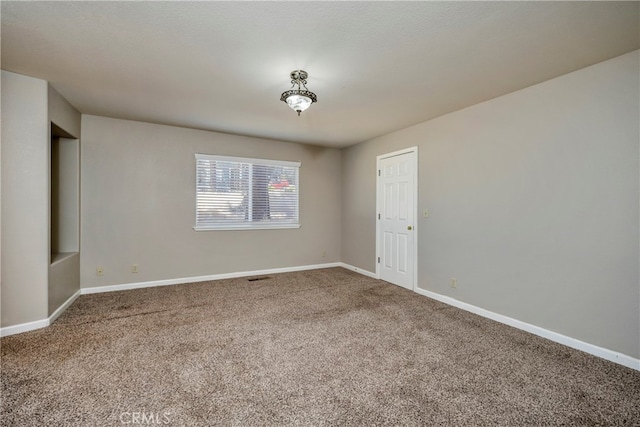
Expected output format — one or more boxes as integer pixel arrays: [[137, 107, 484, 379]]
[[321, 251, 326, 258], [450, 278, 457, 288], [96, 266, 104, 276], [423, 209, 429, 218], [131, 264, 138, 273]]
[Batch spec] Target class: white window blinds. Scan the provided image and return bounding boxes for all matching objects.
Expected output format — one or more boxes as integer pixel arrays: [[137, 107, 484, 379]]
[[195, 154, 301, 230]]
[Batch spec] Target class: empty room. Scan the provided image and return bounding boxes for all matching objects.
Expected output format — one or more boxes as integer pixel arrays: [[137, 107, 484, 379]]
[[1, 1, 639, 425]]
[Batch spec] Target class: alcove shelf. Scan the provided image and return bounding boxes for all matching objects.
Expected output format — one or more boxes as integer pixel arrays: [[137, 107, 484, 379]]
[[50, 252, 77, 266]]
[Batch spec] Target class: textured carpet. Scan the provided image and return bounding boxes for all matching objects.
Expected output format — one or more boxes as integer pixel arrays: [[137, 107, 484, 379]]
[[1, 267, 639, 426]]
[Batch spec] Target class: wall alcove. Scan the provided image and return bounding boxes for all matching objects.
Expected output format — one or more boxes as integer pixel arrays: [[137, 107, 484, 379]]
[[49, 121, 80, 315]]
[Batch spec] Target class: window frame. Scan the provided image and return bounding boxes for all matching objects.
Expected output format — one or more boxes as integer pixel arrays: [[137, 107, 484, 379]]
[[194, 153, 301, 231]]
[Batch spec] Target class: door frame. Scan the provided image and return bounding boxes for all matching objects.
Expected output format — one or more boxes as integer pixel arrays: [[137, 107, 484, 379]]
[[375, 146, 418, 291]]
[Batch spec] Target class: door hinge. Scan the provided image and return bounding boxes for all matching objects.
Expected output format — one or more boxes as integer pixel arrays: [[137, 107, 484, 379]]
[[378, 170, 381, 176], [377, 257, 380, 263], [378, 213, 380, 220]]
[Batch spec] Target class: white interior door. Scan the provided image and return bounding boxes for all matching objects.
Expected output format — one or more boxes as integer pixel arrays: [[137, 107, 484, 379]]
[[377, 148, 417, 290]]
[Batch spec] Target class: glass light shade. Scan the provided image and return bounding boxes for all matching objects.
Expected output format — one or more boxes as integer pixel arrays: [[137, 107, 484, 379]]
[[286, 94, 312, 114], [280, 71, 317, 116]]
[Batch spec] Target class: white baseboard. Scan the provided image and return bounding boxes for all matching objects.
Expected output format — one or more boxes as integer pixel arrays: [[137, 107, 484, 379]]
[[414, 287, 640, 372], [1, 263, 369, 337], [5, 264, 636, 373], [50, 290, 81, 323], [0, 318, 49, 337], [338, 263, 378, 279], [1, 263, 344, 336], [0, 289, 81, 338], [81, 262, 343, 295]]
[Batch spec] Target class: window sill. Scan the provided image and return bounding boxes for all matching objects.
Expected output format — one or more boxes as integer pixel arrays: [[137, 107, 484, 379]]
[[193, 224, 301, 231]]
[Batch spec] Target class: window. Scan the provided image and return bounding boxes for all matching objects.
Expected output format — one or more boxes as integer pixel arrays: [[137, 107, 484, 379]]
[[195, 154, 300, 230]]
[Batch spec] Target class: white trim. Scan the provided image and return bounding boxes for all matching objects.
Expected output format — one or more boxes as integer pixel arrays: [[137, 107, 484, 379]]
[[0, 264, 343, 335], [0, 319, 49, 337], [195, 153, 301, 168], [0, 289, 80, 337], [3, 266, 636, 372], [375, 146, 418, 291], [376, 146, 419, 160], [414, 287, 640, 372], [49, 290, 81, 323], [194, 224, 301, 231], [81, 262, 342, 295], [338, 263, 378, 279]]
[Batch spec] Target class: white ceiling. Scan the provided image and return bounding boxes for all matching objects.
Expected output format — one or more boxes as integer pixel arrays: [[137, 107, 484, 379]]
[[2, 1, 638, 148]]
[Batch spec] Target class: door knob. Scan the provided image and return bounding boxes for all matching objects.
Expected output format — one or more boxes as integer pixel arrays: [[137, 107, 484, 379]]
[[407, 225, 413, 230]]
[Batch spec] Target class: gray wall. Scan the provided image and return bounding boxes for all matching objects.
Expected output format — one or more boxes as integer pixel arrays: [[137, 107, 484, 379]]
[[49, 253, 79, 314], [342, 51, 640, 359], [80, 116, 342, 288], [48, 84, 81, 315], [48, 84, 81, 139], [0, 73, 82, 327], [1, 71, 49, 326], [50, 137, 80, 254]]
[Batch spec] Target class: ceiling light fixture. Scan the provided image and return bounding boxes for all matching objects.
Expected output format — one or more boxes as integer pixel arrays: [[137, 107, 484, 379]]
[[280, 70, 317, 116]]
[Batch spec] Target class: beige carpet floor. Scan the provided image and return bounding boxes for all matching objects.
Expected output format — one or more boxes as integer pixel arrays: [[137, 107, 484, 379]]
[[1, 267, 639, 426]]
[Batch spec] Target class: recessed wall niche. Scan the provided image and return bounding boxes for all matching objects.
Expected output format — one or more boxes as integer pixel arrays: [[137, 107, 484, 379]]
[[50, 122, 79, 263]]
